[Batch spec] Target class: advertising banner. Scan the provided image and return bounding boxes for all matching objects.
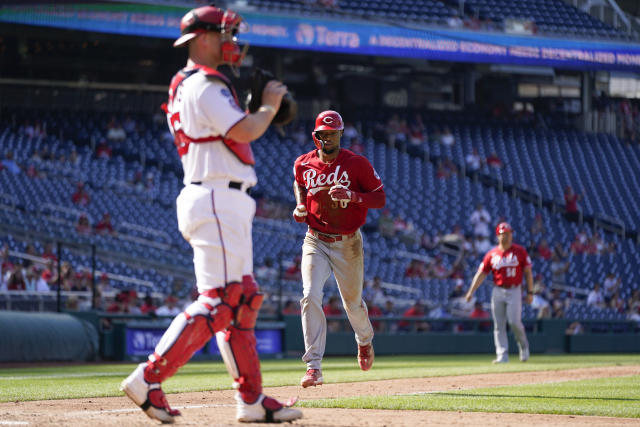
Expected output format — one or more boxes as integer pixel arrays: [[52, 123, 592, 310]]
[[2, 4, 639, 70]]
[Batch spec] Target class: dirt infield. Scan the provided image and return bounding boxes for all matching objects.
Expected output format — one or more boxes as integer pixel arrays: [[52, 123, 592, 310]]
[[1, 365, 638, 426]]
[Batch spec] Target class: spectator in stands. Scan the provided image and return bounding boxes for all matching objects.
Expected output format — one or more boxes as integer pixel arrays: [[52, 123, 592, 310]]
[[439, 126, 455, 146], [283, 255, 302, 281], [587, 282, 606, 308], [553, 242, 568, 260], [40, 260, 57, 288], [485, 151, 503, 169], [127, 290, 142, 315], [569, 233, 586, 255], [449, 279, 465, 300], [97, 273, 111, 293], [469, 301, 491, 331], [530, 213, 545, 237], [140, 295, 157, 315], [323, 295, 343, 332], [377, 210, 395, 238], [550, 253, 569, 286], [531, 283, 551, 319], [106, 118, 126, 142], [465, 147, 482, 172], [627, 290, 640, 315], [474, 234, 493, 255], [609, 292, 626, 314], [630, 306, 640, 324], [1, 151, 21, 175], [589, 231, 605, 254], [397, 300, 429, 332], [75, 214, 92, 235], [96, 139, 112, 160], [107, 291, 130, 313], [365, 295, 384, 333], [469, 203, 491, 238], [72, 182, 91, 206], [549, 289, 567, 318], [7, 267, 26, 291], [348, 136, 364, 155], [31, 266, 50, 292], [564, 186, 582, 223], [447, 13, 464, 28], [41, 243, 57, 263], [407, 114, 427, 157], [565, 321, 584, 335], [343, 121, 359, 141], [603, 272, 621, 301], [537, 239, 552, 261], [94, 212, 115, 235], [156, 295, 181, 317], [281, 300, 300, 315], [404, 259, 428, 279], [255, 257, 279, 281]]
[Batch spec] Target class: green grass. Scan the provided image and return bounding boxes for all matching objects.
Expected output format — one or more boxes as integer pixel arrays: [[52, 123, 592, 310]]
[[0, 354, 637, 403], [299, 375, 640, 418]]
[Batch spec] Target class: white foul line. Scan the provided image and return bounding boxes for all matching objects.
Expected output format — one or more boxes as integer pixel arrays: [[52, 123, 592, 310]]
[[65, 403, 234, 417]]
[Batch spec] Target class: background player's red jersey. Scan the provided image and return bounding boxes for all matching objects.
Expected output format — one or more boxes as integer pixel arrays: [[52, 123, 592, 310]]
[[479, 243, 532, 287], [293, 148, 383, 235]]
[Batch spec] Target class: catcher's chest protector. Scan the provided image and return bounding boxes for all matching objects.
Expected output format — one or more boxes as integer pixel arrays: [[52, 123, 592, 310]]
[[165, 65, 255, 165]]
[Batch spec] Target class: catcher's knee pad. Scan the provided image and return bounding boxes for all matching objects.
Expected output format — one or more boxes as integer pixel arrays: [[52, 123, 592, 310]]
[[144, 297, 234, 384]]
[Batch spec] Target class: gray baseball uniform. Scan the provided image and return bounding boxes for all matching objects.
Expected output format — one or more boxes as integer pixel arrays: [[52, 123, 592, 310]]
[[293, 147, 385, 371], [479, 243, 531, 361]]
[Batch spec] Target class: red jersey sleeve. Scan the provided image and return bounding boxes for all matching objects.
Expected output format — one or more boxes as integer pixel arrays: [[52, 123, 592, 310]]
[[354, 156, 383, 193], [479, 251, 493, 275]]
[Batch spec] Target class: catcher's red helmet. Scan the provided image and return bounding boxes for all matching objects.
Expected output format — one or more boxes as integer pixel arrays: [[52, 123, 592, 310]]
[[312, 110, 344, 149], [495, 222, 513, 235], [173, 5, 247, 68]]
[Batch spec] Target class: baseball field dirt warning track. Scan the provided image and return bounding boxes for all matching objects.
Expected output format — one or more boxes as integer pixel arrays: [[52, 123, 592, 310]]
[[1, 365, 637, 426]]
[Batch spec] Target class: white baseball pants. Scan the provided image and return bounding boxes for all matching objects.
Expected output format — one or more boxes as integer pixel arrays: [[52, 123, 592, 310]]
[[491, 286, 529, 361]]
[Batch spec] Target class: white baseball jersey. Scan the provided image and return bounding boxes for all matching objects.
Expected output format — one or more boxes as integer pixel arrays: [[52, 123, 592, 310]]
[[166, 68, 257, 187]]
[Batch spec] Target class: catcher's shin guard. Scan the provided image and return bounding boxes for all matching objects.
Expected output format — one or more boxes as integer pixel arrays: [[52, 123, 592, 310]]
[[144, 288, 239, 384], [217, 274, 265, 403]]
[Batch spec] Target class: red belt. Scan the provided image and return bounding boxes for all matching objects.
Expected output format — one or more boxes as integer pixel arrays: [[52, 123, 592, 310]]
[[308, 228, 356, 243], [498, 284, 521, 289]]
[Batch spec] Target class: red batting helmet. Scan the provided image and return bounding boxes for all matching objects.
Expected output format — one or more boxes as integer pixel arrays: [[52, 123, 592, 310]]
[[173, 5, 247, 68], [495, 222, 513, 235], [312, 110, 344, 149]]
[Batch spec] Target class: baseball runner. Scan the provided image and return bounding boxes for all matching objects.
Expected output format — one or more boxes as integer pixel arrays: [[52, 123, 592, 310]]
[[292, 110, 386, 387], [465, 222, 533, 363], [120, 5, 302, 423]]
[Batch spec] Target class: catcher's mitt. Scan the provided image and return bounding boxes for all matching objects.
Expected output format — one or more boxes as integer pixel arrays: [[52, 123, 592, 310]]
[[246, 68, 297, 126]]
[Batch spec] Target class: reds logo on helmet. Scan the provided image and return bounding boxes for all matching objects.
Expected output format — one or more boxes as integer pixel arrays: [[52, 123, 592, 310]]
[[312, 110, 344, 149], [495, 222, 513, 235]]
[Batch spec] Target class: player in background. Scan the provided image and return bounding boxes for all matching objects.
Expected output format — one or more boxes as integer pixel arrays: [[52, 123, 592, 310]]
[[465, 222, 533, 363], [120, 5, 302, 423], [292, 110, 386, 387]]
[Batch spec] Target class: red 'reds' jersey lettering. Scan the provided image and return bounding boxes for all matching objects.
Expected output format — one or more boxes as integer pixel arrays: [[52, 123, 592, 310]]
[[479, 244, 532, 286], [294, 149, 383, 235]]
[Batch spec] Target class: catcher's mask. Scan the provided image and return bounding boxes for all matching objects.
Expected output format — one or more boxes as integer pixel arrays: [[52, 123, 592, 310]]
[[312, 110, 344, 150], [173, 5, 248, 73]]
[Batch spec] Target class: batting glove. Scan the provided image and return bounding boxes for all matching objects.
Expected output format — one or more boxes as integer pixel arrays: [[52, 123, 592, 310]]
[[293, 204, 307, 223], [329, 185, 360, 203]]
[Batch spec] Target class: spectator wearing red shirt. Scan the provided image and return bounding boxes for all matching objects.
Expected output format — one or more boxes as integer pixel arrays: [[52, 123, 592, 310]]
[[404, 259, 428, 279], [282, 300, 301, 315], [564, 186, 582, 223], [486, 151, 503, 168], [397, 300, 429, 332], [7, 268, 26, 291], [323, 296, 343, 332], [72, 182, 91, 206], [96, 139, 112, 159], [537, 239, 552, 260], [470, 301, 491, 331], [94, 213, 115, 235], [75, 214, 92, 235], [41, 243, 58, 263], [140, 295, 157, 315]]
